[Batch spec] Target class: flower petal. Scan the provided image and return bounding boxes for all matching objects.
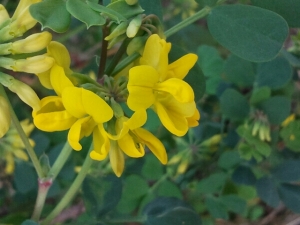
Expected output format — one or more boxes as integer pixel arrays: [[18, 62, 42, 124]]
[[62, 87, 113, 122], [167, 53, 198, 80], [33, 96, 76, 132], [50, 64, 74, 96], [47, 41, 72, 74], [140, 34, 170, 80], [127, 65, 159, 111], [155, 78, 194, 103], [187, 108, 200, 127], [68, 116, 96, 151], [134, 128, 167, 164], [118, 133, 145, 158], [90, 124, 110, 160], [109, 141, 124, 177]]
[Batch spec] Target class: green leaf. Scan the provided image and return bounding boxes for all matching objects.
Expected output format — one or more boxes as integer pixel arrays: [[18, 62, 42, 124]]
[[251, 0, 300, 28], [143, 197, 202, 225], [220, 89, 250, 121], [256, 176, 280, 208], [256, 56, 292, 90], [280, 120, 300, 151], [157, 180, 183, 199], [30, 0, 71, 33], [13, 162, 37, 194], [219, 195, 247, 214], [82, 175, 122, 216], [223, 54, 255, 87], [207, 5, 289, 62], [21, 220, 39, 225], [205, 197, 228, 220], [66, 0, 105, 28], [142, 154, 164, 180], [218, 151, 241, 170], [278, 183, 300, 213], [259, 96, 291, 125], [170, 45, 206, 101], [197, 45, 223, 94], [250, 86, 271, 105], [197, 172, 227, 194], [232, 166, 256, 186], [273, 160, 300, 182], [139, 0, 163, 21], [196, 0, 218, 7]]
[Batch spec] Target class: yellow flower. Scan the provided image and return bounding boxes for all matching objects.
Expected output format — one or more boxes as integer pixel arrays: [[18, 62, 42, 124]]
[[0, 4, 9, 27], [90, 110, 167, 177], [33, 65, 77, 131], [282, 114, 295, 127], [127, 34, 199, 136], [0, 96, 10, 138], [36, 41, 72, 89], [0, 119, 34, 174]]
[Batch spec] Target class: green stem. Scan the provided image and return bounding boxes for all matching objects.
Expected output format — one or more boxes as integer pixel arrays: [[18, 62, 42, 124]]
[[105, 38, 131, 76], [164, 6, 211, 38], [47, 142, 73, 180], [98, 24, 109, 79], [31, 178, 53, 221], [0, 84, 44, 178], [41, 147, 94, 225], [111, 52, 140, 76], [148, 173, 169, 194]]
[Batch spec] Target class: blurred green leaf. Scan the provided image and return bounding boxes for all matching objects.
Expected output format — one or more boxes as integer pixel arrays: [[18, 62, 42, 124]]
[[196, 0, 218, 7], [220, 89, 250, 121], [66, 0, 105, 28], [142, 154, 164, 180], [273, 160, 300, 182], [143, 197, 202, 225], [30, 0, 71, 32], [197, 172, 227, 194], [197, 45, 223, 94], [259, 96, 291, 125], [82, 175, 122, 216], [232, 166, 256, 186], [256, 56, 292, 90], [157, 180, 182, 199], [13, 162, 37, 194], [224, 54, 255, 87], [256, 176, 280, 207], [205, 197, 228, 220], [278, 183, 300, 213], [21, 220, 39, 225], [32, 132, 50, 157], [250, 86, 271, 105], [219, 195, 247, 214], [280, 120, 300, 151], [139, 0, 163, 21], [207, 5, 288, 62], [218, 151, 241, 170], [251, 0, 300, 28]]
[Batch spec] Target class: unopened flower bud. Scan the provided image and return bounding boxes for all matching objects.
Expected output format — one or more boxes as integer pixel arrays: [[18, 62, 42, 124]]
[[127, 36, 147, 55], [105, 21, 129, 41], [126, 15, 142, 38], [110, 98, 124, 118], [107, 33, 127, 49], [0, 96, 11, 138], [12, 0, 41, 21], [125, 0, 138, 5], [0, 5, 10, 27], [11, 32, 52, 54], [12, 55, 54, 73], [7, 79, 41, 110]]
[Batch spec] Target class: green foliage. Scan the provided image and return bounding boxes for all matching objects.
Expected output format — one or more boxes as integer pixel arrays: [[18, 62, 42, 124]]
[[207, 5, 289, 62], [30, 0, 71, 32], [280, 120, 300, 151]]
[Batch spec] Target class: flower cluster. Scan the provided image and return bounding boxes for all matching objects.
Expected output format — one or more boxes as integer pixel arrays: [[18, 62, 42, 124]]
[[32, 34, 199, 176]]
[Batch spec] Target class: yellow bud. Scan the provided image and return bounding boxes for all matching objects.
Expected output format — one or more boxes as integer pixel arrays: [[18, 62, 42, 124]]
[[282, 114, 295, 127], [11, 32, 52, 54], [126, 15, 142, 38], [0, 4, 10, 27], [7, 79, 41, 110], [110, 98, 124, 118], [200, 134, 222, 147], [177, 158, 189, 175], [12, 0, 41, 20], [13, 55, 54, 74], [125, 0, 138, 5], [0, 96, 11, 138], [127, 36, 146, 55]]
